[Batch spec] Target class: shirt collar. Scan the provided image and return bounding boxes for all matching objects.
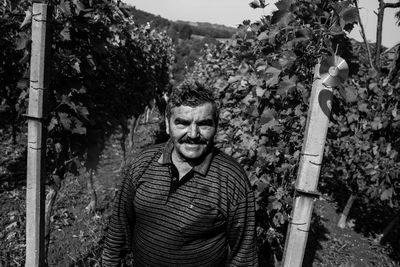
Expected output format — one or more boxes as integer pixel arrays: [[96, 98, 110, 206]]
[[157, 139, 214, 176]]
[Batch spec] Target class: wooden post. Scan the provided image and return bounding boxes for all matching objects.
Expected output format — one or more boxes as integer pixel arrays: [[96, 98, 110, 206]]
[[26, 4, 52, 267], [282, 64, 333, 267]]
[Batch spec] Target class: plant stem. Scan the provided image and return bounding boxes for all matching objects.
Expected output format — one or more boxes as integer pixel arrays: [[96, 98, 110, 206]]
[[337, 194, 356, 229], [375, 0, 385, 70], [128, 115, 139, 149], [354, 0, 375, 70], [85, 169, 97, 213], [380, 214, 400, 244], [44, 175, 61, 261]]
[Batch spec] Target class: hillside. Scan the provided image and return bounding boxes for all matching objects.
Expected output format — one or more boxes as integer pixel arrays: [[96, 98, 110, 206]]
[[120, 5, 238, 82], [122, 5, 236, 39]]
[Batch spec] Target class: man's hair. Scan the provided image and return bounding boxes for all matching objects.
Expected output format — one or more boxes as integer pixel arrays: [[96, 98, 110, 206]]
[[166, 80, 219, 122]]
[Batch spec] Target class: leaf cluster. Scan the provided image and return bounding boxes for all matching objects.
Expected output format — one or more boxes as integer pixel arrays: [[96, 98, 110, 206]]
[[1, 0, 174, 180], [324, 39, 400, 214]]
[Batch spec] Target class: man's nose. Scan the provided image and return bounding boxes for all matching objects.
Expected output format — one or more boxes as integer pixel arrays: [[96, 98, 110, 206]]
[[188, 124, 199, 138]]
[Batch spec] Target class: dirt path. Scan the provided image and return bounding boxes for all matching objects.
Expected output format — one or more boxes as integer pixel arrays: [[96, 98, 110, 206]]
[[304, 197, 397, 266], [46, 121, 161, 266]]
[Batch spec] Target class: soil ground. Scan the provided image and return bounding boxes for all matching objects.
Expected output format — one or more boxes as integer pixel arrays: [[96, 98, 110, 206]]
[[0, 119, 399, 266]]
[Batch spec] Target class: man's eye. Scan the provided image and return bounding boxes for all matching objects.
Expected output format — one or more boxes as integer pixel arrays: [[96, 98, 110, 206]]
[[198, 121, 214, 127], [175, 120, 190, 126]]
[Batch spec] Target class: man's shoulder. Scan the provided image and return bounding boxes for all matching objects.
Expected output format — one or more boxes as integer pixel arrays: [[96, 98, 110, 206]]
[[139, 142, 165, 156], [125, 142, 165, 168], [212, 148, 247, 178], [211, 148, 252, 200]]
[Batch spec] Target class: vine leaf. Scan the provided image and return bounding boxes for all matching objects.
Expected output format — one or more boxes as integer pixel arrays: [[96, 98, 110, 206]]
[[5, 0, 22, 11], [48, 117, 58, 131], [73, 0, 86, 14], [277, 75, 297, 96], [260, 108, 277, 124], [249, 0, 268, 9], [274, 0, 294, 11], [237, 61, 250, 75], [15, 32, 30, 50], [272, 200, 282, 210], [341, 85, 358, 103], [241, 133, 257, 151], [71, 60, 81, 73], [59, 113, 72, 130], [257, 31, 268, 41], [58, 0, 72, 17], [16, 78, 29, 90], [86, 55, 96, 70], [380, 188, 393, 201], [60, 27, 71, 41], [271, 10, 293, 27], [333, 1, 358, 31], [256, 86, 266, 97], [249, 0, 261, 9], [19, 50, 30, 64], [71, 118, 87, 135], [358, 102, 369, 113], [371, 117, 383, 131], [228, 75, 245, 85], [264, 67, 281, 88], [214, 79, 229, 93], [339, 6, 358, 29], [260, 119, 281, 134]]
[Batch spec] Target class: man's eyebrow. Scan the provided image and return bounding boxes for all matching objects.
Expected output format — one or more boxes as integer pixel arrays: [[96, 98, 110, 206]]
[[173, 118, 214, 124]]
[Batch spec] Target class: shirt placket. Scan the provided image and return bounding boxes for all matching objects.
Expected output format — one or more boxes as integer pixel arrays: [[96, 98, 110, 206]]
[[168, 164, 194, 195]]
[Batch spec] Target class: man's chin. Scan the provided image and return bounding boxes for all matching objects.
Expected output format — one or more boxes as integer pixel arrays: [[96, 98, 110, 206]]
[[180, 146, 206, 160], [183, 143, 203, 150]]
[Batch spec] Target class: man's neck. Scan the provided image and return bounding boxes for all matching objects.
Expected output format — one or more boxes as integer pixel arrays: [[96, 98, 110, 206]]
[[171, 150, 195, 179]]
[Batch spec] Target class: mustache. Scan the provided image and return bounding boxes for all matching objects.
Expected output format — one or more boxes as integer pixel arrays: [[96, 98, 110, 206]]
[[179, 136, 208, 144]]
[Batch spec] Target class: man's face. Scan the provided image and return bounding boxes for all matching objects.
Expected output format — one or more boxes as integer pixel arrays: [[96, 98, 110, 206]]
[[166, 103, 217, 162]]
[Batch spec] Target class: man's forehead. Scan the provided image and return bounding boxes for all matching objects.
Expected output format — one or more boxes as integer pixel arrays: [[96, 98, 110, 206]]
[[171, 103, 214, 114]]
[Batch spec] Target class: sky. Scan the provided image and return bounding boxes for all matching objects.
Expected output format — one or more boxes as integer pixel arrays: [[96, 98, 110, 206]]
[[123, 0, 400, 48]]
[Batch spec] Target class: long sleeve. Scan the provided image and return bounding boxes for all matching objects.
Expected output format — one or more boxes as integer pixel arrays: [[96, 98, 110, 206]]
[[101, 173, 136, 267], [101, 146, 160, 266], [226, 190, 258, 267]]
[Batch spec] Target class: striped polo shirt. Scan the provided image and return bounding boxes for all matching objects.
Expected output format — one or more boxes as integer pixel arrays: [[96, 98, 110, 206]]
[[102, 140, 258, 266]]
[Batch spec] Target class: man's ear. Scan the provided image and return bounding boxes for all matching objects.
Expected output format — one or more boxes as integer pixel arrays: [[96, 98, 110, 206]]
[[165, 116, 170, 135]]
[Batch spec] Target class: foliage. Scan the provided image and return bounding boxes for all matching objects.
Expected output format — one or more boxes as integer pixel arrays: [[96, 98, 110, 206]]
[[186, 21, 235, 39], [0, 3, 28, 143], [391, 0, 400, 25], [189, 0, 361, 262], [121, 5, 235, 82], [124, 6, 236, 39], [172, 38, 220, 82], [323, 39, 400, 220], [1, 0, 173, 263], [1, 0, 173, 197]]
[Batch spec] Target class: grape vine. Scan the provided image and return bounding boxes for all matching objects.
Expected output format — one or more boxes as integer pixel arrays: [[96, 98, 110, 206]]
[[189, 0, 365, 263], [1, 0, 174, 259]]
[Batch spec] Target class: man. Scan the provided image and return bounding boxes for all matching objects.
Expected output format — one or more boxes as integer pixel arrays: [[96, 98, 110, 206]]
[[102, 81, 258, 266]]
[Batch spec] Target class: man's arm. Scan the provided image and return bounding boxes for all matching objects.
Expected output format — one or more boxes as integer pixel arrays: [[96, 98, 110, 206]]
[[101, 174, 136, 266], [226, 190, 258, 266]]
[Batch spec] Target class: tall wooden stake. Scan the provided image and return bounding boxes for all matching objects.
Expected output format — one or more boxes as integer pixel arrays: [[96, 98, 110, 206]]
[[282, 64, 333, 267], [26, 4, 52, 266]]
